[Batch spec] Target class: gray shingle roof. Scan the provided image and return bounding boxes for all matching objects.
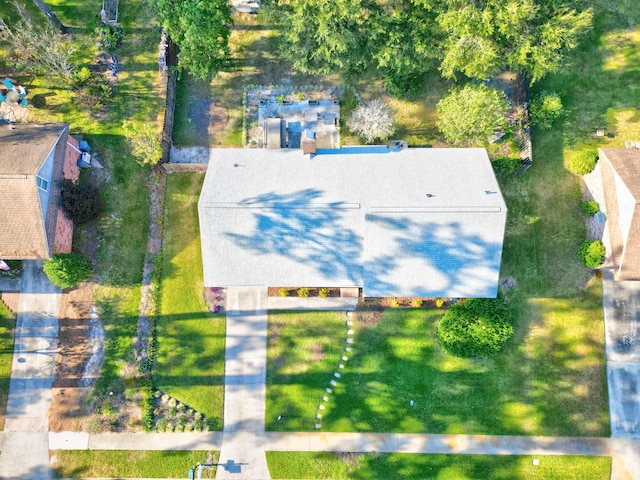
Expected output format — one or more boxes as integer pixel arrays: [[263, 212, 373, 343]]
[[199, 147, 507, 297]]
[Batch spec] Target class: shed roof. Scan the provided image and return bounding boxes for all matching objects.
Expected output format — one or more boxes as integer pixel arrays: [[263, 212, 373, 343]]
[[199, 147, 507, 297]]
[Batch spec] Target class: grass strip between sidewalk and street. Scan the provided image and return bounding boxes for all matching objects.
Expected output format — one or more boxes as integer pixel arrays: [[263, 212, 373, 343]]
[[51, 450, 218, 478], [266, 452, 611, 479]]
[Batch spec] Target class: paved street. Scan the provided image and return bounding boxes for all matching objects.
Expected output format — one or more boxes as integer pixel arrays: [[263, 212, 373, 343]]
[[0, 261, 60, 480]]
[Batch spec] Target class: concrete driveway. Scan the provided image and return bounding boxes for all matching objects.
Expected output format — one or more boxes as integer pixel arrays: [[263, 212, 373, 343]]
[[0, 261, 60, 480], [603, 274, 640, 436]]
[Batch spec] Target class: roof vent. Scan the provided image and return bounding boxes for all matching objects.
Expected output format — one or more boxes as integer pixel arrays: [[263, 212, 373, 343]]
[[389, 140, 408, 150]]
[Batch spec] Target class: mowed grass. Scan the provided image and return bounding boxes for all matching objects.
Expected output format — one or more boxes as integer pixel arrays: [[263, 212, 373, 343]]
[[0, 300, 15, 430], [155, 173, 225, 429], [267, 299, 607, 436], [266, 452, 611, 480], [51, 450, 218, 478], [267, 311, 349, 429]]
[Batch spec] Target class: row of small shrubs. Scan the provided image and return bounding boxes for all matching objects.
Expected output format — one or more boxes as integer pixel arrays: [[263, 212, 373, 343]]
[[279, 287, 331, 298]]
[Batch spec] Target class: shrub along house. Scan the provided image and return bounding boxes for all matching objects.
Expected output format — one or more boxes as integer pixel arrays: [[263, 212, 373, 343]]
[[0, 123, 80, 260], [598, 148, 640, 280], [199, 146, 507, 298]]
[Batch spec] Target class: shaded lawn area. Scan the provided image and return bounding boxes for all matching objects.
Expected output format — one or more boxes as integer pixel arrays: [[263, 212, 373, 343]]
[[267, 296, 608, 436], [51, 450, 218, 478], [155, 173, 225, 430], [0, 300, 15, 430], [266, 452, 611, 480]]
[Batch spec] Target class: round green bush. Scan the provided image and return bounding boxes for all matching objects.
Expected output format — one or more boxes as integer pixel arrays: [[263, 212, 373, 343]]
[[577, 240, 606, 268], [569, 150, 598, 175], [529, 91, 563, 130], [437, 298, 514, 358], [43, 252, 93, 288], [580, 200, 600, 217]]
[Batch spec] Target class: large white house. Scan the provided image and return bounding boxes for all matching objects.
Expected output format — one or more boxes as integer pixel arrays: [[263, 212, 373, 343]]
[[198, 146, 507, 298]]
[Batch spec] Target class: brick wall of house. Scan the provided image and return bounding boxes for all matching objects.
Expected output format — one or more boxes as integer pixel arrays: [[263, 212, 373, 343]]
[[52, 135, 81, 254], [53, 207, 73, 254], [64, 136, 81, 181], [600, 155, 623, 278]]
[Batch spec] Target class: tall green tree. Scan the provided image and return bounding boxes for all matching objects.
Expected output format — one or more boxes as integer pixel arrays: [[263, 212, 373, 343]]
[[371, 0, 438, 96], [153, 0, 232, 79], [436, 83, 509, 146], [437, 0, 593, 82], [271, 0, 371, 74]]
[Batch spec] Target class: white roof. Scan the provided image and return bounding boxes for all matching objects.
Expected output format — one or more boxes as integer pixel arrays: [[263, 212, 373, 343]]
[[198, 146, 507, 297]]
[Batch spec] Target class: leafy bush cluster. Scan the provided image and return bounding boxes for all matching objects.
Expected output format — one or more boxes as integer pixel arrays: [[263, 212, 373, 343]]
[[580, 200, 600, 217], [95, 23, 121, 52], [491, 156, 520, 175], [60, 178, 104, 224], [122, 120, 162, 166], [577, 240, 606, 268], [71, 67, 113, 111], [529, 91, 563, 129], [297, 287, 309, 297], [568, 150, 598, 175], [436, 84, 509, 146], [437, 298, 514, 357], [319, 288, 330, 298], [43, 253, 93, 288]]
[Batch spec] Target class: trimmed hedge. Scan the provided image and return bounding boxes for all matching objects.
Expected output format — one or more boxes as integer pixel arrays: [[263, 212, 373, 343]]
[[577, 240, 606, 268], [43, 253, 93, 288], [569, 150, 598, 175], [437, 298, 514, 358]]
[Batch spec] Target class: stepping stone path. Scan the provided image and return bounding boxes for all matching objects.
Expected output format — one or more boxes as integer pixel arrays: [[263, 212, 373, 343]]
[[313, 318, 354, 429]]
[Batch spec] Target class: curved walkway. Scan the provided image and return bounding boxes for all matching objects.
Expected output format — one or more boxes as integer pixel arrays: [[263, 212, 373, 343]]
[[0, 261, 60, 480]]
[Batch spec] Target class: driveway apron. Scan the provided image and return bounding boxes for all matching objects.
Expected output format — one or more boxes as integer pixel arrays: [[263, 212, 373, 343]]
[[0, 261, 61, 480], [216, 287, 270, 479]]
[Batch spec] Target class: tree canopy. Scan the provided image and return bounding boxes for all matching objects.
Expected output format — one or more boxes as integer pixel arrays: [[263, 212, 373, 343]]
[[437, 0, 593, 83], [153, 0, 232, 79], [436, 84, 509, 146], [267, 0, 593, 90]]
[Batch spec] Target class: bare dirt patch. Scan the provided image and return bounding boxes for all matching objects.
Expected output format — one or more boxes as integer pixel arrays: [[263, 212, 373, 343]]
[[48, 281, 97, 432]]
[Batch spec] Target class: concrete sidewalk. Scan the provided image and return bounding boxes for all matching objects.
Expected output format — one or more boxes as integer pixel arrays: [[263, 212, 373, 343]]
[[216, 287, 271, 479], [0, 261, 61, 480]]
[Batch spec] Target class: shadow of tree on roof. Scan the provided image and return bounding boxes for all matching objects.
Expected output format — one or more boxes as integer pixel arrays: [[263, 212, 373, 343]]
[[227, 189, 363, 285], [365, 214, 504, 297]]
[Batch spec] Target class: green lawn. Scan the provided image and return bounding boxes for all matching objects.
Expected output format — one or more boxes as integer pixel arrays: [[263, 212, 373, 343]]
[[154, 173, 225, 430], [267, 297, 607, 436], [51, 450, 218, 479], [0, 300, 15, 430], [266, 452, 611, 480]]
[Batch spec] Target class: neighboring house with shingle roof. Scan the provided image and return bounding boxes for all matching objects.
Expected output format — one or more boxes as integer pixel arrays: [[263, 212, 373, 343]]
[[598, 148, 640, 281], [0, 123, 79, 260], [198, 146, 507, 298]]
